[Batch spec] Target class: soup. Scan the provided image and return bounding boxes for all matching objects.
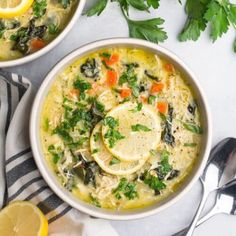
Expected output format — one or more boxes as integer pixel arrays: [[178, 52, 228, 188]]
[[0, 0, 77, 61], [40, 47, 203, 210]]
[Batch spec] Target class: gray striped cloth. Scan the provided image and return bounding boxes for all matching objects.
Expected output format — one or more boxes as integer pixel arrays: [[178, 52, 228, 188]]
[[0, 71, 118, 236]]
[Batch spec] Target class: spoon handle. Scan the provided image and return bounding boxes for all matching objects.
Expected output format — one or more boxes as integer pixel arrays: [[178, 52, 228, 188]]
[[172, 199, 220, 236], [185, 178, 210, 236], [172, 179, 210, 236]]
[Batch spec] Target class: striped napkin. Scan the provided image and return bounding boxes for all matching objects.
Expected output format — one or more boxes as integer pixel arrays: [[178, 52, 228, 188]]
[[0, 70, 118, 236]]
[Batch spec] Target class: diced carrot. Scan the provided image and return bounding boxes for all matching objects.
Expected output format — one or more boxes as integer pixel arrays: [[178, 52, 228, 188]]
[[157, 102, 168, 114], [120, 88, 131, 98], [69, 89, 80, 98], [141, 96, 148, 103], [164, 63, 175, 73], [150, 82, 164, 94], [30, 39, 46, 51], [107, 70, 118, 87], [103, 53, 120, 66]]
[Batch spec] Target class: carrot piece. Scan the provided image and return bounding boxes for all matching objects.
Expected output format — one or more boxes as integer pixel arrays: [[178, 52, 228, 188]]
[[107, 70, 118, 87], [150, 82, 164, 94], [120, 88, 131, 98], [102, 53, 120, 66], [69, 89, 80, 98], [164, 63, 175, 73], [157, 102, 168, 114], [30, 39, 46, 51], [141, 96, 148, 103]]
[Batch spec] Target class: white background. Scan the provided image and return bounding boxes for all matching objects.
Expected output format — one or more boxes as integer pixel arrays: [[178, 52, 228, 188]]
[[7, 0, 236, 235]]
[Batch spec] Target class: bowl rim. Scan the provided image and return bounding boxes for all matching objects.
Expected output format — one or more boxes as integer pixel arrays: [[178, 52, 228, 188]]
[[30, 38, 212, 220], [0, 0, 86, 68]]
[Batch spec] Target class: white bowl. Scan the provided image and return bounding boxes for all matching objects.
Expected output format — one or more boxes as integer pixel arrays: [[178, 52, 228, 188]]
[[0, 0, 86, 68], [30, 38, 212, 220]]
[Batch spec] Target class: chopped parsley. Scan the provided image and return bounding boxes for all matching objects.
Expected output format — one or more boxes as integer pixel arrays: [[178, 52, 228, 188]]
[[109, 157, 121, 165], [130, 102, 142, 112], [33, 0, 47, 18], [113, 178, 138, 200], [90, 194, 101, 208], [182, 122, 203, 134], [131, 124, 151, 132]]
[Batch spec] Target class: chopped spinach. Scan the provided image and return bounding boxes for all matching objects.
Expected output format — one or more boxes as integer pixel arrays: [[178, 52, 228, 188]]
[[187, 100, 197, 116], [10, 19, 47, 54], [145, 70, 159, 81], [167, 169, 180, 180], [58, 0, 71, 8], [80, 58, 100, 78], [161, 104, 175, 146], [131, 124, 151, 132], [182, 122, 203, 134]]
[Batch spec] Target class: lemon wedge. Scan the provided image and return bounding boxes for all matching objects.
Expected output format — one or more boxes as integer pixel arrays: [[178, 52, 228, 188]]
[[0, 0, 34, 18], [91, 122, 147, 175], [0, 201, 48, 236], [102, 102, 161, 161]]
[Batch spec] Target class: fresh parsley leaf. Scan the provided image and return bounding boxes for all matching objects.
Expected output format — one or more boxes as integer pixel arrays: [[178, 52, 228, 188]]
[[126, 0, 149, 11], [127, 17, 167, 43], [74, 78, 92, 99], [109, 157, 121, 165], [104, 129, 125, 148], [92, 148, 99, 154], [33, 0, 47, 18], [143, 172, 166, 191], [130, 102, 143, 112], [100, 52, 111, 59], [113, 178, 138, 200], [160, 150, 172, 175], [48, 145, 64, 164], [94, 100, 105, 113], [93, 132, 100, 142], [86, 0, 108, 16], [204, 1, 229, 41], [148, 95, 156, 104], [147, 0, 160, 9], [103, 116, 119, 129], [179, 0, 209, 42], [131, 124, 151, 132]]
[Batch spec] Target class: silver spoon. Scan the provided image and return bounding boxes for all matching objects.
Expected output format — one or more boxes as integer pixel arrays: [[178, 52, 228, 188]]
[[173, 138, 236, 236], [173, 178, 236, 235]]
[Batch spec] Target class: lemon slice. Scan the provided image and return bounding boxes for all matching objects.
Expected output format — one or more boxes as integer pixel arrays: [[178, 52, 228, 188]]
[[0, 0, 34, 18], [0, 201, 48, 236], [97, 90, 118, 112], [90, 122, 147, 175], [102, 102, 161, 161]]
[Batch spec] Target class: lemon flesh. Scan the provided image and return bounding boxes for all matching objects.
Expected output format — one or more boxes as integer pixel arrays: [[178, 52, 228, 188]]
[[102, 102, 161, 161], [91, 122, 147, 175], [0, 201, 48, 236], [0, 0, 34, 18]]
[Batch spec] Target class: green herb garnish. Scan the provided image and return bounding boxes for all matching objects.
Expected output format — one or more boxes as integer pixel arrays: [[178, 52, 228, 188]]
[[33, 0, 47, 18], [131, 124, 151, 132], [109, 157, 121, 165], [182, 122, 203, 134]]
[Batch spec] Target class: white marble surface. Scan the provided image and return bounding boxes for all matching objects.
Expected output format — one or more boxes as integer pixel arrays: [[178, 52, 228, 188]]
[[6, 0, 236, 235]]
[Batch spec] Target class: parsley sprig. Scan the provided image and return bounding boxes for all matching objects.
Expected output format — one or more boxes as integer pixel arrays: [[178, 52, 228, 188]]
[[86, 0, 236, 53], [86, 0, 167, 44]]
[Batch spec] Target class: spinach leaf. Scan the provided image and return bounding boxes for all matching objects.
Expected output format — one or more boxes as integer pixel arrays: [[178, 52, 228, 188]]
[[161, 105, 175, 146], [80, 58, 100, 78], [86, 0, 108, 16], [58, 0, 71, 8], [183, 122, 203, 134]]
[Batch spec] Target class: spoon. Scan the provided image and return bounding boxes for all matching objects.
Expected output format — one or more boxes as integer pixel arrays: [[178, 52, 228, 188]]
[[173, 178, 236, 235], [173, 138, 236, 236]]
